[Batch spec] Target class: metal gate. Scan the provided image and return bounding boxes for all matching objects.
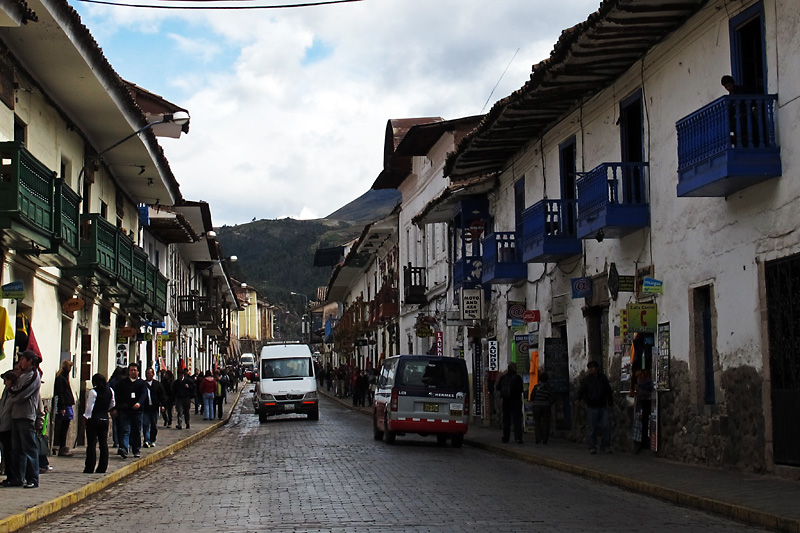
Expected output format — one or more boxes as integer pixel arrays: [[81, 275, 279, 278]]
[[765, 253, 800, 466]]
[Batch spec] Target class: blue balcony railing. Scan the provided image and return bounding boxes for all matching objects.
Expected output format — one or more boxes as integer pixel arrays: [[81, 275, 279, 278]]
[[453, 255, 482, 289], [676, 94, 780, 197], [481, 232, 527, 284], [576, 162, 649, 240], [520, 199, 582, 262]]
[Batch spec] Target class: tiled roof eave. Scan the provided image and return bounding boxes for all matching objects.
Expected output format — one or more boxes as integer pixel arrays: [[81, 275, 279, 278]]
[[445, 0, 709, 180]]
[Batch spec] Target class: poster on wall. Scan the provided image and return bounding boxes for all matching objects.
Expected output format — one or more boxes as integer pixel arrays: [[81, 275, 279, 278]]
[[656, 323, 671, 390], [115, 342, 128, 368]]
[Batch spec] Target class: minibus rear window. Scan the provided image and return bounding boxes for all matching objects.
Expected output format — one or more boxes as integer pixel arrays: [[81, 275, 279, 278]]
[[398, 359, 467, 389]]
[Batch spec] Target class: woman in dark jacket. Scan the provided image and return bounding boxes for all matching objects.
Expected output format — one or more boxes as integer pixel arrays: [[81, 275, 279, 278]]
[[83, 373, 115, 474], [53, 360, 75, 456]]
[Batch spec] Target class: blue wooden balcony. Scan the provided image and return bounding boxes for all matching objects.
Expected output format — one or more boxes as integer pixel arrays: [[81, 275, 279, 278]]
[[576, 162, 649, 239], [520, 199, 582, 262], [676, 94, 780, 197], [453, 255, 482, 289], [481, 232, 527, 284]]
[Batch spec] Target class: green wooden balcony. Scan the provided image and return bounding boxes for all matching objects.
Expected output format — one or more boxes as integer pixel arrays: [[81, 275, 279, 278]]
[[0, 141, 80, 266]]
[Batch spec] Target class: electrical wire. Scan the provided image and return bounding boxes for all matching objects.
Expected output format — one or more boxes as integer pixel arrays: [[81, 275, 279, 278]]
[[75, 0, 364, 9]]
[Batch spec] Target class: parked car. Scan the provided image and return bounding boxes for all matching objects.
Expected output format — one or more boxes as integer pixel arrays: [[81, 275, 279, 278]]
[[372, 355, 470, 447]]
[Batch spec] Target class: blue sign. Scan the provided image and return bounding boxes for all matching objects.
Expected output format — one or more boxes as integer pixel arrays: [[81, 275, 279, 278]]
[[571, 277, 593, 299]]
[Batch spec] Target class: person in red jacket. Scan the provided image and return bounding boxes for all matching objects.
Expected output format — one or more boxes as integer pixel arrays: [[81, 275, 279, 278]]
[[198, 371, 216, 420]]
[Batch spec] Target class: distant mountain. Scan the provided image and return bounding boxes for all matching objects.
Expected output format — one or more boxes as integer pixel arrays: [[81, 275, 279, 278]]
[[216, 188, 400, 309], [325, 189, 400, 224]]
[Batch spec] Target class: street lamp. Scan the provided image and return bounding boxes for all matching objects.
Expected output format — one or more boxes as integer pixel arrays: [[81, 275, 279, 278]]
[[290, 291, 310, 343]]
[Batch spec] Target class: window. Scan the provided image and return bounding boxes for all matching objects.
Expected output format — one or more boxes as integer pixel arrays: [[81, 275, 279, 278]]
[[14, 116, 26, 144], [620, 90, 645, 204], [730, 2, 766, 94], [514, 176, 525, 231], [559, 137, 577, 234]]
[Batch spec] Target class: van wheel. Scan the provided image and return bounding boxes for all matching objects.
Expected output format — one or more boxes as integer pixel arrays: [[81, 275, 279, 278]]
[[436, 434, 448, 446], [258, 412, 267, 423], [308, 408, 319, 421], [373, 414, 384, 441], [451, 434, 464, 448], [384, 416, 396, 444]]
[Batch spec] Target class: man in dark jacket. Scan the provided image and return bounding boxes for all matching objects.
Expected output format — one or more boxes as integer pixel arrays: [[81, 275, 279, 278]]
[[576, 360, 614, 454], [498, 362, 524, 444], [6, 351, 41, 488], [172, 368, 195, 430], [112, 363, 148, 459], [142, 368, 166, 448]]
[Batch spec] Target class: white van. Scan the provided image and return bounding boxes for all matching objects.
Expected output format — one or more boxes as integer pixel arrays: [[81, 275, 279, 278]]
[[252, 344, 318, 422]]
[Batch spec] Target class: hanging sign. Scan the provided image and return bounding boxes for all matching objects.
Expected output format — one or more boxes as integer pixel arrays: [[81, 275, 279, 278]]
[[1, 280, 24, 300], [487, 340, 499, 371], [118, 326, 138, 338], [642, 277, 664, 295], [571, 277, 592, 299], [62, 297, 85, 312], [627, 303, 657, 333], [435, 331, 444, 357], [507, 301, 526, 321], [523, 310, 541, 323], [116, 342, 128, 368], [461, 289, 483, 320]]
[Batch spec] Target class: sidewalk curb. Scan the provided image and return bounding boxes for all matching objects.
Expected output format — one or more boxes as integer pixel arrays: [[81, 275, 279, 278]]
[[463, 439, 800, 533], [0, 388, 244, 533], [319, 389, 799, 533]]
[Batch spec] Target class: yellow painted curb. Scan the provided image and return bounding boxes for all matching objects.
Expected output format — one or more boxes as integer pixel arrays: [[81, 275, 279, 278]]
[[0, 388, 244, 533]]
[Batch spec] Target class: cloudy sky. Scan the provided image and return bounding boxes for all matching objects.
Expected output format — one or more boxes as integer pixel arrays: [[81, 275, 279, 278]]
[[72, 0, 599, 226]]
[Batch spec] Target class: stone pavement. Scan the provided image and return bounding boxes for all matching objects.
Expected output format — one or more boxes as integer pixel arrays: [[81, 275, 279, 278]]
[[322, 389, 800, 533], [0, 388, 243, 533]]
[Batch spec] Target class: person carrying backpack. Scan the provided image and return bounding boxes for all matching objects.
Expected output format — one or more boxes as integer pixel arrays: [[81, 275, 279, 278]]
[[497, 362, 524, 444]]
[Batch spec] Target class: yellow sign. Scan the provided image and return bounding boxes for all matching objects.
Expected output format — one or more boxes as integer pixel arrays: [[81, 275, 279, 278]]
[[627, 303, 657, 333]]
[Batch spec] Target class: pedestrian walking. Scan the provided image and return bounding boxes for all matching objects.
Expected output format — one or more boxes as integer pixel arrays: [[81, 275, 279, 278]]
[[113, 363, 147, 459], [198, 371, 216, 420], [53, 359, 75, 457], [213, 371, 226, 420], [161, 370, 175, 428], [193, 370, 204, 415], [632, 368, 654, 453], [108, 367, 126, 448], [173, 368, 195, 430], [530, 372, 553, 445], [7, 350, 42, 488], [576, 360, 614, 454], [497, 362, 524, 444], [143, 368, 166, 447], [0, 370, 18, 481], [83, 373, 115, 474]]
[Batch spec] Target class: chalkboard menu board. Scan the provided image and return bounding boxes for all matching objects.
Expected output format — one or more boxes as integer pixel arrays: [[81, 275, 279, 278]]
[[544, 337, 569, 393]]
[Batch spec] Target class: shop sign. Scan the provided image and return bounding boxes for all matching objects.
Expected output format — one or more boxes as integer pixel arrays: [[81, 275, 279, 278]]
[[571, 277, 592, 298], [116, 342, 128, 368], [618, 276, 635, 292], [118, 327, 138, 338], [61, 297, 85, 312], [627, 303, 657, 333], [507, 301, 526, 321], [642, 276, 664, 295], [1, 280, 24, 300], [460, 289, 483, 320], [435, 331, 443, 356], [487, 340, 499, 371], [523, 310, 540, 323]]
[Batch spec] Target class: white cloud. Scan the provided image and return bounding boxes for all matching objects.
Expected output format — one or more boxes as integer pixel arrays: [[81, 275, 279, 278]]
[[74, 0, 600, 226]]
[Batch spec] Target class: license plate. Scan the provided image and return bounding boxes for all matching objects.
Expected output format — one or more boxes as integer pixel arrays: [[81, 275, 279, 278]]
[[423, 403, 439, 413], [450, 403, 464, 416], [283, 403, 295, 411]]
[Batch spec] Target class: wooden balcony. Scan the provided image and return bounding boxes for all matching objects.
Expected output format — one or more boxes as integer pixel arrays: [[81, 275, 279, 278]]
[[520, 199, 582, 263], [0, 142, 80, 266], [576, 162, 650, 240], [481, 232, 526, 284], [676, 94, 780, 197], [403, 264, 427, 305]]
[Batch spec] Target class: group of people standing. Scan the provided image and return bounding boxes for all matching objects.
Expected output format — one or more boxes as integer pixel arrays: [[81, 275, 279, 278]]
[[495, 359, 653, 455], [322, 364, 377, 407], [1, 359, 237, 489]]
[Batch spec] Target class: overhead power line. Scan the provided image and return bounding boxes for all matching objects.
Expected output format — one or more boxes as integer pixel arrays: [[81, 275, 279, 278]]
[[75, 0, 364, 9]]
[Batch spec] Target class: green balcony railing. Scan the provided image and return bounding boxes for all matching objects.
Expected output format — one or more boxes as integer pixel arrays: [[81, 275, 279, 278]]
[[155, 272, 168, 316], [54, 178, 80, 255], [132, 249, 148, 297], [77, 213, 117, 278], [0, 141, 56, 247], [117, 232, 135, 289]]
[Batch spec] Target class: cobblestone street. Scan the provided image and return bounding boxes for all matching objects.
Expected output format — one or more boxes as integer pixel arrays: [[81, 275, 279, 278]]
[[21, 390, 765, 533]]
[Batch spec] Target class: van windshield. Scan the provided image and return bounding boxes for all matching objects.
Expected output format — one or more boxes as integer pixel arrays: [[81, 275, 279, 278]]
[[398, 358, 467, 390], [261, 358, 313, 378]]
